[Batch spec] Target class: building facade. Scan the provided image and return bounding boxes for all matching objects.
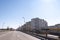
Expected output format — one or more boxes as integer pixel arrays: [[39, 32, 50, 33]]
[[31, 18, 48, 30], [19, 18, 48, 31]]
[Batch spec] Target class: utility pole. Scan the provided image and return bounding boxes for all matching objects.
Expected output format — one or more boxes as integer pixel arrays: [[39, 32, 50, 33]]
[[2, 22, 5, 29]]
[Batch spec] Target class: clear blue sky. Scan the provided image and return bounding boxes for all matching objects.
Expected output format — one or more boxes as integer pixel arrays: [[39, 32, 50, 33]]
[[0, 0, 60, 29]]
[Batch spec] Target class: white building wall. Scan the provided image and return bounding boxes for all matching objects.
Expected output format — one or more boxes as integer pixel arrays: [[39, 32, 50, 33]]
[[31, 18, 48, 30]]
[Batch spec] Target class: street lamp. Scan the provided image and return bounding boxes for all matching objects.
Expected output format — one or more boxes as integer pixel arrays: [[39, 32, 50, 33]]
[[22, 17, 26, 31], [22, 17, 25, 23]]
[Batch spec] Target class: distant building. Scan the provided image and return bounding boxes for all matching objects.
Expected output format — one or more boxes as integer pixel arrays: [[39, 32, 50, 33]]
[[48, 26, 55, 28], [55, 24, 60, 28], [31, 18, 48, 30], [48, 24, 60, 28], [26, 21, 33, 31], [19, 18, 48, 31]]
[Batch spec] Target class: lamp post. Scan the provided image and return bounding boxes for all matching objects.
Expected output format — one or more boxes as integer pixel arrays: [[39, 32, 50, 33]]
[[22, 17, 26, 31], [22, 17, 25, 23]]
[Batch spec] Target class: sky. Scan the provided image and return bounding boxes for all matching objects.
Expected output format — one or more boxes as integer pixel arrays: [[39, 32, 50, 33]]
[[0, 0, 60, 29]]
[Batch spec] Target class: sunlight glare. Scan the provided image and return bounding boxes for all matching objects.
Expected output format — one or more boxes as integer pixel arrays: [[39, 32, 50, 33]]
[[41, 0, 56, 3]]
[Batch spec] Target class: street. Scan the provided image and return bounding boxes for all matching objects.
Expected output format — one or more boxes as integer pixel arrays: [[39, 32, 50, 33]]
[[0, 31, 40, 40]]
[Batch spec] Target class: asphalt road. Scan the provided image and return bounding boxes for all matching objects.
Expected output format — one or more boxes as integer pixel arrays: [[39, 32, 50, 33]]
[[0, 31, 9, 35], [0, 31, 40, 40]]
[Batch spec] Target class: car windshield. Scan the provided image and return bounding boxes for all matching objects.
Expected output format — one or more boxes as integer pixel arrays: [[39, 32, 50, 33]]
[[0, 0, 60, 40]]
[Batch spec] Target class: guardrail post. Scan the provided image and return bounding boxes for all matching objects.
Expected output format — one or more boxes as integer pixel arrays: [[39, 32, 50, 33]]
[[45, 30, 48, 40]]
